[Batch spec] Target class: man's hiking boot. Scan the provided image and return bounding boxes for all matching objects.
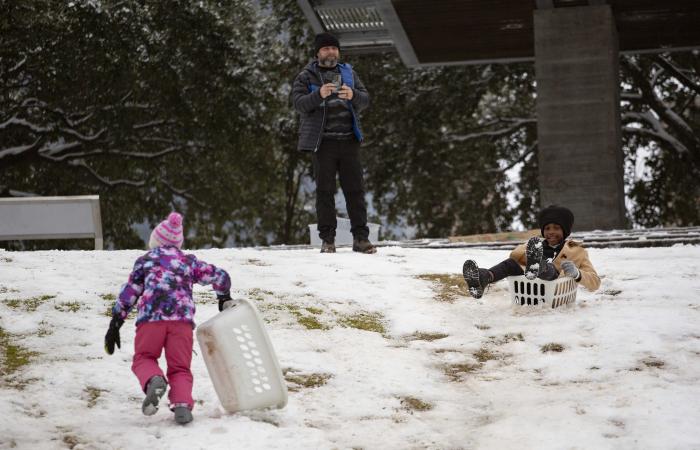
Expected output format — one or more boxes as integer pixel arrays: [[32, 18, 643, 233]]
[[352, 238, 377, 254], [173, 406, 193, 425], [320, 240, 336, 253], [525, 237, 544, 280], [462, 260, 492, 299], [142, 375, 167, 416]]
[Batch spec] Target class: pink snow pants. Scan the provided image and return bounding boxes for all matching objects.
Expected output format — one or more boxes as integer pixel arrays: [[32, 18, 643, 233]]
[[132, 321, 194, 410]]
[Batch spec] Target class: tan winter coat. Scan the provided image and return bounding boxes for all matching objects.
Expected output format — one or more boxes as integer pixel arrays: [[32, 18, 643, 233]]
[[510, 240, 601, 292]]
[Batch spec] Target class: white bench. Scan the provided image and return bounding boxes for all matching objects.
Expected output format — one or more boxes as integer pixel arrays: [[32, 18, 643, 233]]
[[0, 195, 103, 250]]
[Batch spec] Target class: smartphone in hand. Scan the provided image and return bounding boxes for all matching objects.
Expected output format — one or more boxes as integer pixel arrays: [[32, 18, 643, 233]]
[[332, 74, 342, 93]]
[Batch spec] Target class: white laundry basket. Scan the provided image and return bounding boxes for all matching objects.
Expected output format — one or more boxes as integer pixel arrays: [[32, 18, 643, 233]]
[[309, 217, 380, 246], [507, 275, 578, 309], [196, 298, 288, 413]]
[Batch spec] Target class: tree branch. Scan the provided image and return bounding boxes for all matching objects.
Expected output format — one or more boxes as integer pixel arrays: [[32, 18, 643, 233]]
[[622, 111, 689, 154], [0, 137, 43, 159], [444, 118, 536, 142], [486, 141, 537, 173], [68, 160, 146, 187], [621, 57, 700, 154], [162, 180, 206, 207], [653, 55, 700, 97]]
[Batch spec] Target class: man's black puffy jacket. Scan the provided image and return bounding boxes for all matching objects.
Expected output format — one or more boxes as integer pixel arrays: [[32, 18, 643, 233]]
[[291, 61, 370, 152]]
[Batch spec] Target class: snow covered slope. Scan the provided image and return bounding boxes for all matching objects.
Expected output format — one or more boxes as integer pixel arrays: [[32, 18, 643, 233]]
[[0, 245, 699, 449]]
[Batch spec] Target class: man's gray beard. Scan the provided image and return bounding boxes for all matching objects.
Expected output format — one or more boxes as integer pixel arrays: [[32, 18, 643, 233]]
[[318, 57, 338, 68]]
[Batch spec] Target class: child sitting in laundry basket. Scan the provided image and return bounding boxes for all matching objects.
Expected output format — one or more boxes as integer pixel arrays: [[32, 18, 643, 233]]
[[462, 205, 600, 299], [103, 212, 233, 425]]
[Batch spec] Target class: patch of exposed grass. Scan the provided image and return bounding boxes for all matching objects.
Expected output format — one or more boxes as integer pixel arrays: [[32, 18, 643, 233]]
[[603, 289, 622, 296], [55, 301, 82, 313], [193, 291, 217, 306], [609, 419, 625, 429], [641, 357, 665, 368], [444, 362, 481, 381], [6, 376, 40, 390], [415, 274, 466, 303], [244, 258, 270, 266], [398, 396, 434, 412], [0, 257, 13, 263], [473, 347, 499, 362], [409, 332, 449, 342], [37, 321, 53, 338], [102, 306, 136, 320], [0, 285, 19, 294], [100, 293, 117, 317], [490, 333, 524, 345], [0, 327, 39, 377], [338, 311, 386, 334], [475, 324, 491, 330], [433, 348, 460, 354], [541, 343, 565, 353], [296, 315, 327, 330], [62, 433, 83, 449], [84, 386, 108, 408], [99, 293, 116, 302], [283, 369, 333, 392], [274, 304, 330, 330], [305, 306, 323, 315], [3, 295, 56, 312], [247, 288, 276, 302]]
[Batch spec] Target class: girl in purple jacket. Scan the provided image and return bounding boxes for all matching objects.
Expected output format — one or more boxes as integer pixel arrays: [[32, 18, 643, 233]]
[[104, 212, 232, 425]]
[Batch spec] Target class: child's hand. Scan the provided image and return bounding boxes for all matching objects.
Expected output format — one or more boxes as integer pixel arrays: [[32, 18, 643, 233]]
[[561, 261, 580, 280], [104, 315, 124, 355]]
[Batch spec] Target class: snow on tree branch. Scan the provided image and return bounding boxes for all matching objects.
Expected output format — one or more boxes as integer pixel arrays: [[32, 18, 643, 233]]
[[621, 57, 700, 155], [0, 138, 42, 159], [444, 118, 536, 142], [487, 141, 537, 173], [622, 111, 689, 154], [653, 55, 700, 97], [67, 160, 146, 187], [162, 180, 205, 207]]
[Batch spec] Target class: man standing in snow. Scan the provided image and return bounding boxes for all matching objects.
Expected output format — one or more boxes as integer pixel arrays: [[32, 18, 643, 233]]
[[292, 32, 376, 254]]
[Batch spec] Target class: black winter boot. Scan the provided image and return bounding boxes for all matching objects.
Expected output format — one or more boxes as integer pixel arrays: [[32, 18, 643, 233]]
[[352, 238, 377, 254], [320, 239, 336, 253], [525, 237, 545, 280], [462, 260, 492, 299]]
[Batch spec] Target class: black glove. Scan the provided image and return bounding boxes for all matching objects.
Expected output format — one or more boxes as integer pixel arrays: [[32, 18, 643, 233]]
[[104, 315, 124, 355], [217, 293, 233, 312]]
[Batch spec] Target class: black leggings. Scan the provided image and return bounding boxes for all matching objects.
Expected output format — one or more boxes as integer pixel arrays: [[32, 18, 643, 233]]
[[488, 258, 558, 282]]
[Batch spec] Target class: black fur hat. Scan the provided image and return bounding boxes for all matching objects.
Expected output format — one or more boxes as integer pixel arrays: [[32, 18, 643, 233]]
[[314, 32, 340, 55], [538, 205, 574, 238]]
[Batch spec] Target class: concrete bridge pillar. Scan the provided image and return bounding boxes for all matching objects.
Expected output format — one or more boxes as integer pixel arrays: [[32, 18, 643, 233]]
[[534, 5, 627, 230]]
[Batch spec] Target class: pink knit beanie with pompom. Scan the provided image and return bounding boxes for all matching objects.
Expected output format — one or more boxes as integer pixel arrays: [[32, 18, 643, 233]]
[[148, 212, 184, 249]]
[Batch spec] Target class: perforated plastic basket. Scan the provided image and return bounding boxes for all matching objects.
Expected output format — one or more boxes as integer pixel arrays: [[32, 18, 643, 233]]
[[196, 298, 288, 413], [507, 275, 578, 308]]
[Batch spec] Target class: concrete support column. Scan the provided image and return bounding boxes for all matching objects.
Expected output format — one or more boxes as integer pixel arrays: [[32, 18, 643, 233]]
[[534, 5, 627, 231]]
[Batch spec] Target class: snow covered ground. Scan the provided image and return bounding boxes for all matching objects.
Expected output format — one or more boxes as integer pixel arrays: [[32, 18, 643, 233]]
[[1, 244, 699, 449]]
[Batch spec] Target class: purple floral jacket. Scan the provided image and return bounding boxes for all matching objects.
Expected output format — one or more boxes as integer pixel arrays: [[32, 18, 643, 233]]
[[113, 246, 231, 327]]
